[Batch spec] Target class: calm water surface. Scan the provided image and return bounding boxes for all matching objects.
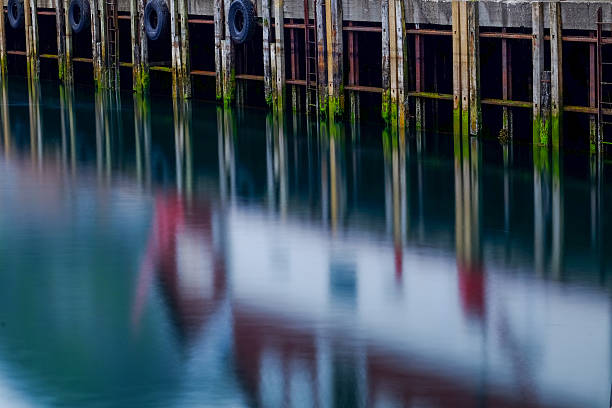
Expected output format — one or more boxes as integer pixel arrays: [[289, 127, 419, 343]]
[[0, 79, 610, 407]]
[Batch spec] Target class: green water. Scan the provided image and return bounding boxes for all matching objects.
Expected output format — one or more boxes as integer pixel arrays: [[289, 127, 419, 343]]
[[0, 78, 610, 407]]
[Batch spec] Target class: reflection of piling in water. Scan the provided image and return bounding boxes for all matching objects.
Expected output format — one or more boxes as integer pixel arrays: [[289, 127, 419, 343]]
[[133, 95, 152, 188], [533, 145, 565, 279], [94, 91, 123, 183], [264, 112, 288, 218], [59, 85, 76, 176], [383, 130, 407, 279], [27, 81, 42, 169], [217, 107, 236, 204], [172, 99, 193, 197], [1, 81, 10, 158]]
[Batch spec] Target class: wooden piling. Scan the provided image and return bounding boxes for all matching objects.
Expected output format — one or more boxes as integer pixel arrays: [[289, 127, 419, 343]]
[[540, 70, 551, 146], [347, 23, 360, 122], [532, 1, 544, 145], [222, 0, 235, 105], [467, 1, 480, 135], [315, 0, 327, 115], [326, 0, 342, 118], [290, 22, 300, 112], [415, 31, 424, 132], [452, 0, 461, 135], [90, 0, 104, 88], [501, 27, 512, 137], [273, 0, 286, 112], [24, 0, 40, 82], [549, 1, 563, 147], [388, 0, 397, 129], [0, 0, 7, 77], [381, 0, 390, 123], [261, 0, 273, 105], [394, 0, 406, 130], [178, 0, 191, 98], [590, 34, 597, 152], [459, 0, 469, 137], [131, 0, 149, 93]]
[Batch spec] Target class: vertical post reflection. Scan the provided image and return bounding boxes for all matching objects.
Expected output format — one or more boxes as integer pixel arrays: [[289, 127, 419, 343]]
[[27, 80, 42, 171], [1, 80, 10, 159], [59, 85, 76, 178], [172, 99, 193, 198], [133, 95, 152, 191], [383, 129, 407, 280], [454, 133, 485, 320], [532, 144, 564, 278], [217, 107, 236, 205], [264, 113, 289, 219]]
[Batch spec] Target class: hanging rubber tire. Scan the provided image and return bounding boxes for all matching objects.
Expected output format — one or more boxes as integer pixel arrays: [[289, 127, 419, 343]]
[[144, 0, 169, 41], [7, 0, 24, 30], [228, 0, 254, 44], [68, 0, 91, 34]]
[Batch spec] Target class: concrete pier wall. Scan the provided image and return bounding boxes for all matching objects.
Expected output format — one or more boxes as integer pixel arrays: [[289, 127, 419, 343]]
[[30, 0, 612, 29]]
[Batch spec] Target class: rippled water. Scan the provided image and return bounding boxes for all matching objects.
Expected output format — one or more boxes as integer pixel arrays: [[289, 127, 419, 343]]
[[0, 78, 610, 407]]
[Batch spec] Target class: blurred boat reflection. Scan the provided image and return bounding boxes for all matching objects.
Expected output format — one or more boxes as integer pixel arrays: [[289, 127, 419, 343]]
[[0, 80, 609, 407]]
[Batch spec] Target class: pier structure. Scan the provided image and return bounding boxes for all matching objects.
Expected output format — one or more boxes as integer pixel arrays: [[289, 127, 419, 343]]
[[1, 0, 612, 148]]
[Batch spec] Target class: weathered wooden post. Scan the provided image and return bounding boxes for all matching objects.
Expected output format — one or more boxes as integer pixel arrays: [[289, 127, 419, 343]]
[[501, 27, 512, 137], [169, 0, 191, 98], [315, 0, 327, 115], [222, 0, 235, 105], [467, 0, 480, 135], [90, 0, 105, 88], [131, 0, 149, 93], [56, 0, 70, 83], [532, 1, 544, 145], [459, 0, 469, 137], [452, 0, 461, 135], [326, 0, 342, 118], [539, 70, 551, 146], [0, 0, 7, 77], [381, 0, 390, 123], [273, 0, 285, 112], [214, 0, 224, 101], [381, 0, 407, 130], [549, 0, 563, 147], [24, 0, 40, 82], [261, 0, 273, 106]]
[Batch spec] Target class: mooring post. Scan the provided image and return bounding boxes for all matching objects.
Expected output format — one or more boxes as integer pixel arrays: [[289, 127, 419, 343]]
[[222, 0, 235, 105], [415, 30, 424, 132], [273, 0, 285, 112], [549, 0, 563, 148], [452, 0, 461, 135], [131, 0, 149, 93], [169, 0, 190, 98], [315, 0, 327, 115], [467, 0, 480, 136], [532, 1, 544, 145], [261, 0, 273, 106], [23, 0, 40, 82], [325, 0, 342, 119]]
